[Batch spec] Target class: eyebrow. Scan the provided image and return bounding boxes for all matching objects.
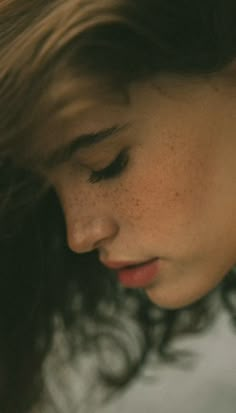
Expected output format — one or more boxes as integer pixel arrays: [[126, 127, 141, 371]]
[[42, 123, 130, 169]]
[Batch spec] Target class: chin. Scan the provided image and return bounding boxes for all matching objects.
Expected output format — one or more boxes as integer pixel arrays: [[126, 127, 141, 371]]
[[143, 260, 232, 309], [144, 280, 219, 310]]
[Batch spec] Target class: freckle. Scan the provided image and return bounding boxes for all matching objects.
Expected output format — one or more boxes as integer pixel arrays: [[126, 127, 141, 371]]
[[175, 192, 180, 197]]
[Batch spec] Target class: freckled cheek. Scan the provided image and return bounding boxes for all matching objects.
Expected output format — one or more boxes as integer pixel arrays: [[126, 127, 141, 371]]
[[116, 166, 204, 232]]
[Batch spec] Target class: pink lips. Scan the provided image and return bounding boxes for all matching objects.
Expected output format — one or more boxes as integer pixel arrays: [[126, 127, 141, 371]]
[[102, 258, 160, 288]]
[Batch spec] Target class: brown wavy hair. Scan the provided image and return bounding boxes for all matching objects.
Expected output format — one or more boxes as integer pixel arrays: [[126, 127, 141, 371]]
[[1, 1, 236, 412]]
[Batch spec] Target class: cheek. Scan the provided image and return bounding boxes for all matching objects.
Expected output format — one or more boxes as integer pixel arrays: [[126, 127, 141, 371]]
[[120, 145, 209, 234]]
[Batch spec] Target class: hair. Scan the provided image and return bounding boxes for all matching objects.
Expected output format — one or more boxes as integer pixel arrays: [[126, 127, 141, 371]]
[[1, 1, 236, 412]]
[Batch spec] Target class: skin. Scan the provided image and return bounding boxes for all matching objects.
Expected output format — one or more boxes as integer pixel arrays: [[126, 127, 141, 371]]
[[36, 66, 236, 309]]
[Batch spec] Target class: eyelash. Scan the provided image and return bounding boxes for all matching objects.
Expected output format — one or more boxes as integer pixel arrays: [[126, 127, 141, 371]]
[[88, 148, 130, 184]]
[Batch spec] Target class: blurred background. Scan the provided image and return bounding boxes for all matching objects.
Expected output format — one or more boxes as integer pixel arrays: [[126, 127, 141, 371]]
[[44, 289, 236, 413], [101, 290, 236, 413]]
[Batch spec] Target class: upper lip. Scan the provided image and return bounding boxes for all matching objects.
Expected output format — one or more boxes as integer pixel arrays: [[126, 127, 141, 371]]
[[101, 258, 157, 270]]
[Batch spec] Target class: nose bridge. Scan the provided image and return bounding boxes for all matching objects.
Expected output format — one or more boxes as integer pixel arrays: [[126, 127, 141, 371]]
[[58, 184, 118, 254]]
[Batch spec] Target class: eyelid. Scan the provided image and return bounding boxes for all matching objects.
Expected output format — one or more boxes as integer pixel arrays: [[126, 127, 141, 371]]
[[88, 147, 130, 184]]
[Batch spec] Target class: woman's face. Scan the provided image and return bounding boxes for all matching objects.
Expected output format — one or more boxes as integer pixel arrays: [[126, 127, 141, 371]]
[[38, 69, 236, 309]]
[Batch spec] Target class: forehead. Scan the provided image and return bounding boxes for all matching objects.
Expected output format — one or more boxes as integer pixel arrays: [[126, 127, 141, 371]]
[[29, 69, 130, 161], [27, 70, 218, 171]]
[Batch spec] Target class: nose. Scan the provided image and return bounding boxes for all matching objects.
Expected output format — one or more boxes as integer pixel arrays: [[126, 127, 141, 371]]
[[67, 216, 119, 254]]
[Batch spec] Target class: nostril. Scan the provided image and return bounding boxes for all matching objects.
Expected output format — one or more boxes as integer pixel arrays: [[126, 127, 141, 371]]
[[66, 217, 119, 254], [67, 227, 91, 254]]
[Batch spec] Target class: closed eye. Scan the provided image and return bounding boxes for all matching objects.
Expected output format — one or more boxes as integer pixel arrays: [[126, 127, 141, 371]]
[[88, 148, 130, 184]]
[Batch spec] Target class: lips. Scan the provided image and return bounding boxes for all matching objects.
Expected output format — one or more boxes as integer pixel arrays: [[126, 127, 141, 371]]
[[102, 258, 160, 288], [101, 260, 149, 270]]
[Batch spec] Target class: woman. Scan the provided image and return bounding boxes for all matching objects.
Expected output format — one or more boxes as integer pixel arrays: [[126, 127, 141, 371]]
[[1, 0, 236, 412]]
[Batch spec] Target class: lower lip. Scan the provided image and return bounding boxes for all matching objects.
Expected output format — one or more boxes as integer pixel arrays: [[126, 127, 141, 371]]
[[117, 259, 160, 288]]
